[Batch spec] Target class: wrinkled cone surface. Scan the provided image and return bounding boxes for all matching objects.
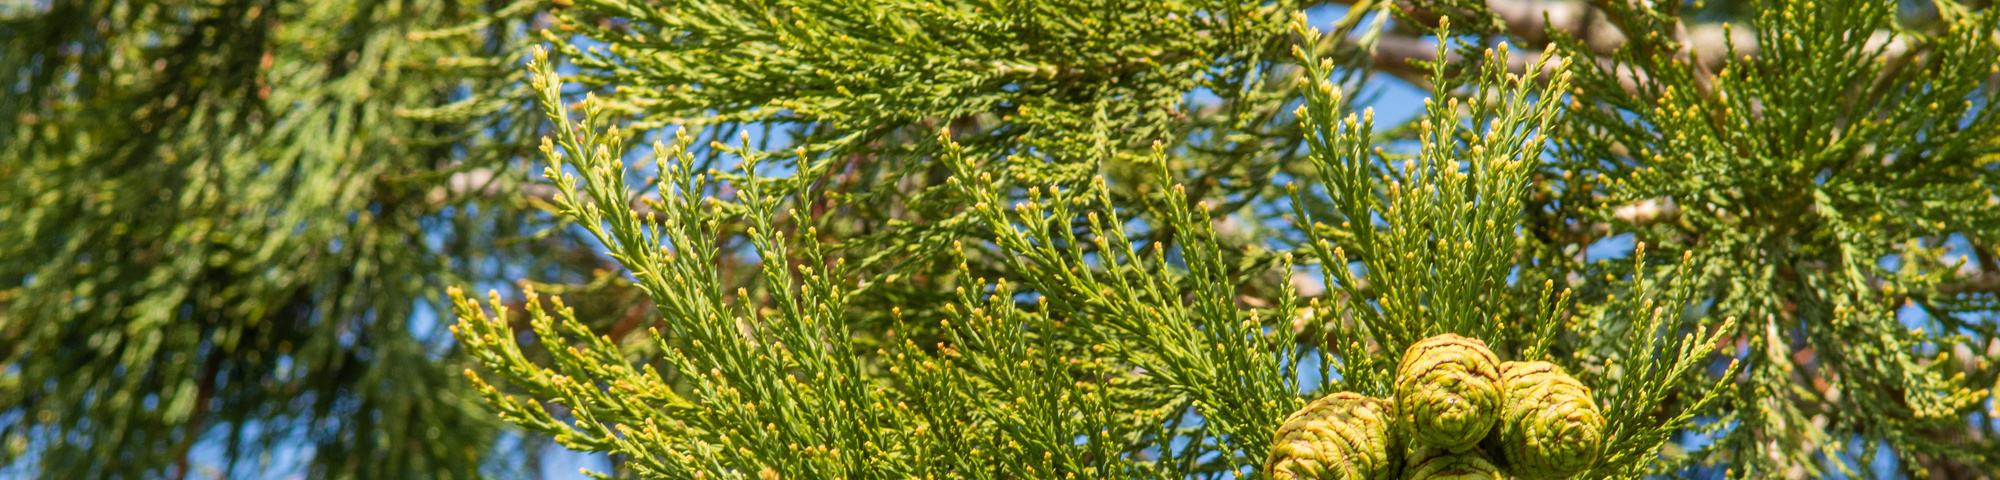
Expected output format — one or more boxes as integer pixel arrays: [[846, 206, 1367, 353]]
[[1394, 334, 1502, 452], [1267, 392, 1398, 480], [1495, 361, 1604, 479], [1402, 445, 1504, 480]]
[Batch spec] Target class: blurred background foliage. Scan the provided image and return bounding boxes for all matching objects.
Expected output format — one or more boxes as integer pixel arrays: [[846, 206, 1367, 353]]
[[0, 0, 590, 477]]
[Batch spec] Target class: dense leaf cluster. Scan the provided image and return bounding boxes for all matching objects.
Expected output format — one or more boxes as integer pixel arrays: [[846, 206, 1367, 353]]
[[0, 0, 556, 477]]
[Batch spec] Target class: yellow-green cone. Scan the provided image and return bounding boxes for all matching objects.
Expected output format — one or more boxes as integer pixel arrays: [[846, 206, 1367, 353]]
[[1267, 392, 1398, 480], [1401, 445, 1503, 480], [1394, 334, 1502, 452], [1495, 361, 1603, 479]]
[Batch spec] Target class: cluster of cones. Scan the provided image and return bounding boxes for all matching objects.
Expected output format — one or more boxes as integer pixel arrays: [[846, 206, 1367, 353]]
[[1266, 334, 1605, 480]]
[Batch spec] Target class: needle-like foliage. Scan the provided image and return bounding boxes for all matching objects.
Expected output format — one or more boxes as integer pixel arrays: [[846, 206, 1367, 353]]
[[1537, 0, 2000, 475], [0, 0, 554, 477], [14, 0, 1997, 477], [449, 18, 1743, 478]]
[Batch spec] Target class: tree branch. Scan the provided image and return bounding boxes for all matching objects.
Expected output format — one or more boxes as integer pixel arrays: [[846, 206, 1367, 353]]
[[1939, 271, 2000, 296], [435, 168, 660, 216], [1351, 1, 1924, 102], [1361, 34, 1642, 93]]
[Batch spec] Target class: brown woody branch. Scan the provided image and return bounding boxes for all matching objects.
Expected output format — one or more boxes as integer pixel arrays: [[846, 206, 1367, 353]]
[[1939, 271, 2000, 296], [435, 168, 659, 216], [1350, 1, 1919, 102]]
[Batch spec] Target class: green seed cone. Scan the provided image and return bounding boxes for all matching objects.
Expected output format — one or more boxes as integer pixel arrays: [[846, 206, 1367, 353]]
[[1394, 334, 1502, 452], [1495, 361, 1604, 479], [1401, 445, 1503, 480], [1267, 392, 1398, 480]]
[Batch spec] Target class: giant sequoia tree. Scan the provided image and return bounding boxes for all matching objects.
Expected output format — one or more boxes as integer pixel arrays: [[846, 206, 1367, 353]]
[[6, 0, 1998, 479]]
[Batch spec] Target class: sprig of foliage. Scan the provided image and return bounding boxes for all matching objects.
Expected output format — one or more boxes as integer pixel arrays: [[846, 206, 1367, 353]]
[[456, 46, 1308, 478], [1285, 16, 1740, 480], [941, 138, 1306, 474], [1569, 246, 1738, 479], [1541, 0, 2000, 475], [513, 0, 1353, 337], [1288, 17, 1575, 395], [459, 48, 976, 479]]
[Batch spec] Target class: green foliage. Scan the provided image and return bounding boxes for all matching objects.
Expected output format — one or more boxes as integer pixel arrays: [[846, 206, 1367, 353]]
[[449, 15, 1741, 479], [1287, 29, 1572, 399], [1537, 0, 2000, 475], [0, 0, 553, 477], [514, 0, 1330, 334], [9, 0, 1998, 477]]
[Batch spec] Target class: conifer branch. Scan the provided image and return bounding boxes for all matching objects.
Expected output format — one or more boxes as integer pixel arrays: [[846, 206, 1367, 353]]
[[1348, 0, 1934, 101], [441, 167, 662, 216]]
